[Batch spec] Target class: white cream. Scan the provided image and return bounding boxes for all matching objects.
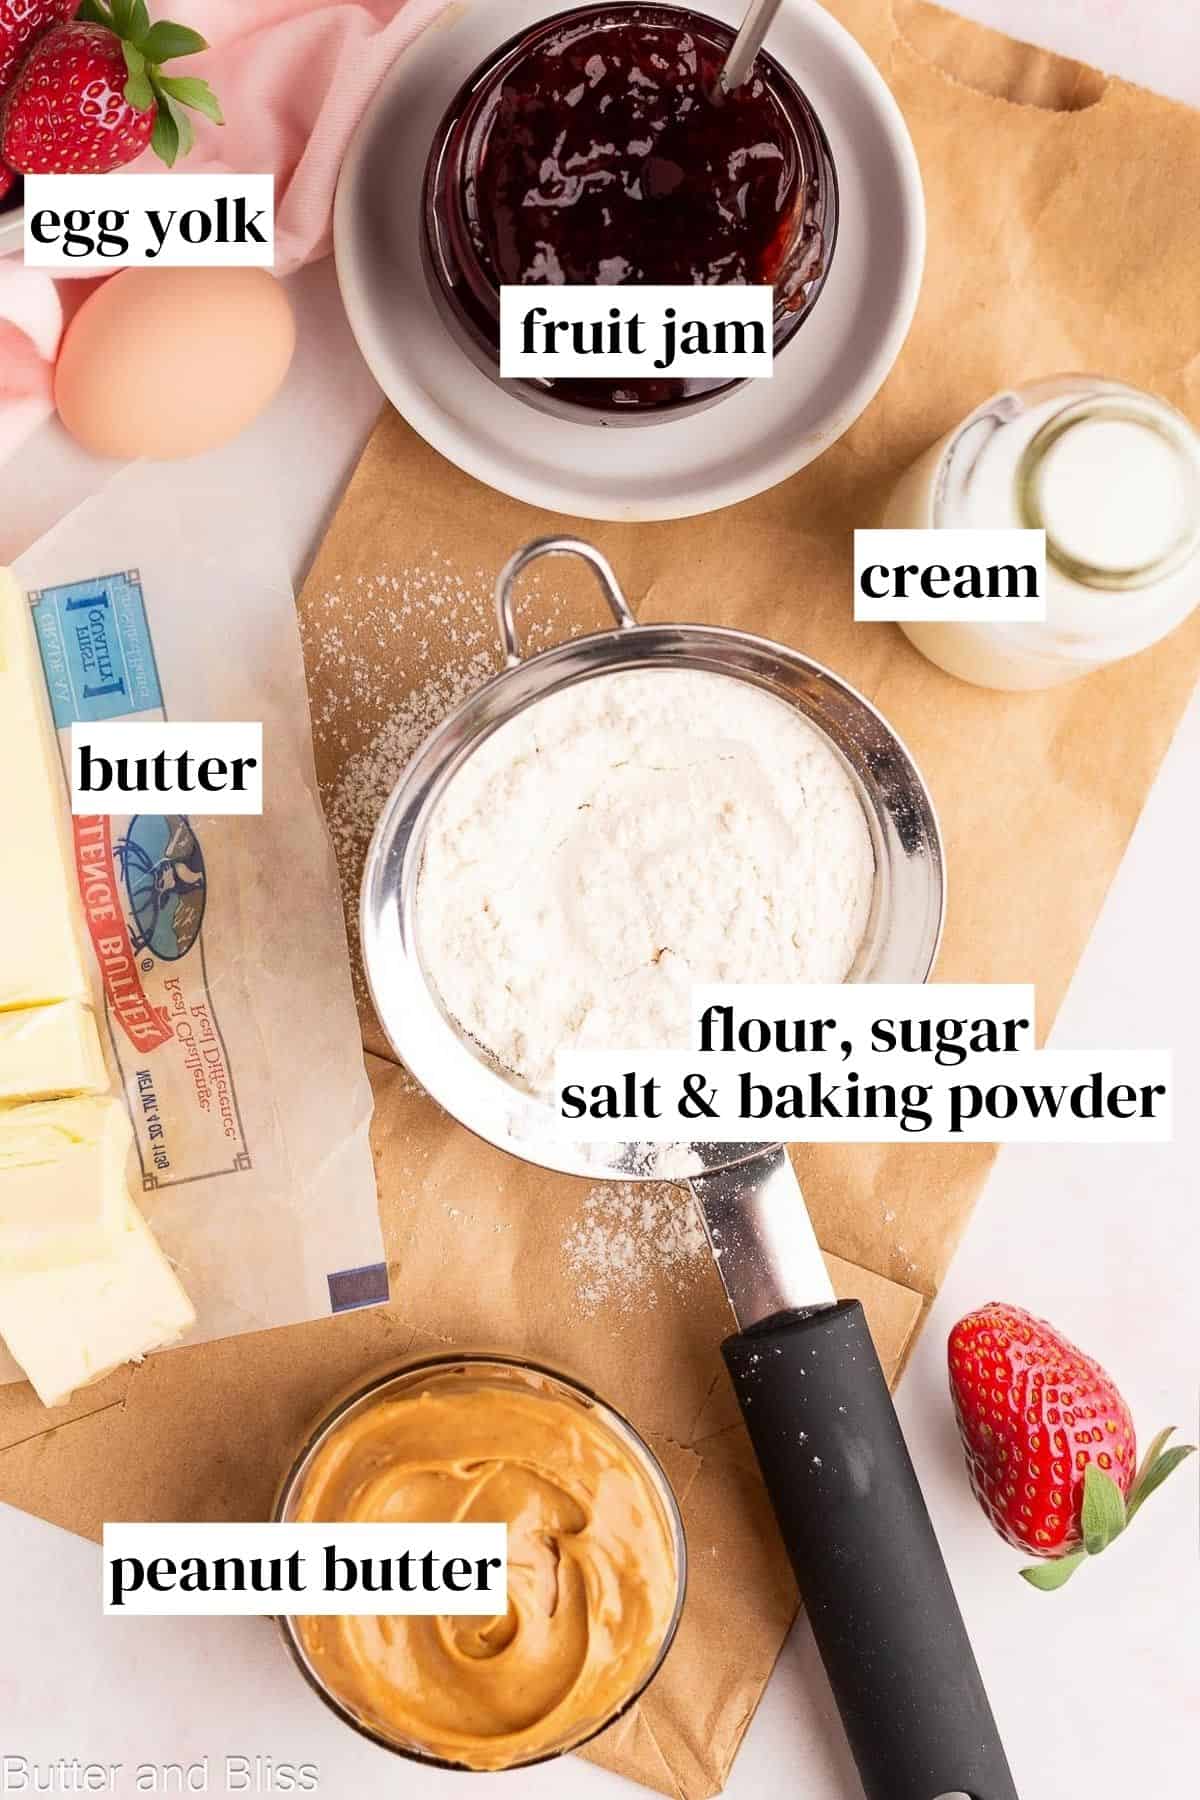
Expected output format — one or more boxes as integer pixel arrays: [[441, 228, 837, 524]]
[[884, 377, 1200, 690]]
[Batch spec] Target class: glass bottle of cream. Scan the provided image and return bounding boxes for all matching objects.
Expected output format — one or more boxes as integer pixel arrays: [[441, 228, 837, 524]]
[[883, 376, 1200, 690]]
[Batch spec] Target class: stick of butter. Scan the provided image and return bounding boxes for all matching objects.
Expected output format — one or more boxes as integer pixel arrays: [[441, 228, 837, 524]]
[[0, 1001, 108, 1104], [0, 1197, 195, 1407], [0, 567, 91, 1011], [0, 1094, 130, 1268]]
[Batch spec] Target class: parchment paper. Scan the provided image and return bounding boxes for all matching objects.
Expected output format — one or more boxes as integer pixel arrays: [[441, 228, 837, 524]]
[[2, 5, 1198, 1798]]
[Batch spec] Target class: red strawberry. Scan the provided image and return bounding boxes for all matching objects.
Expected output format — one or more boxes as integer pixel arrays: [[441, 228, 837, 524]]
[[0, 0, 76, 98], [949, 1302, 1194, 1590], [2, 21, 152, 171], [0, 3, 221, 176]]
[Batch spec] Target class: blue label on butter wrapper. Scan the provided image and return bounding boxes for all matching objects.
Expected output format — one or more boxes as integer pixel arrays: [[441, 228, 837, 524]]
[[326, 1263, 391, 1315], [26, 566, 247, 1190], [30, 570, 163, 726]]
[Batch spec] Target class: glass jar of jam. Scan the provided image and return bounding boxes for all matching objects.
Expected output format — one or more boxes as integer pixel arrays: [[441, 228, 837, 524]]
[[422, 3, 838, 423]]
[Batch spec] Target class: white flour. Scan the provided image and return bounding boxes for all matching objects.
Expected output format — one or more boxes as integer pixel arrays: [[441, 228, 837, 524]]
[[563, 1181, 709, 1314], [417, 667, 874, 1093]]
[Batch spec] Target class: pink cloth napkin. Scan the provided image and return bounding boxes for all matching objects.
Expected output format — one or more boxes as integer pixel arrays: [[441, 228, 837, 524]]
[[182, 0, 452, 273], [0, 0, 449, 467], [0, 263, 61, 468]]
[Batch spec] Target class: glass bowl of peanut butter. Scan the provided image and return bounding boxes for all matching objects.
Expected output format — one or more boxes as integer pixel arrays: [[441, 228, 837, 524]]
[[274, 1353, 687, 1770]]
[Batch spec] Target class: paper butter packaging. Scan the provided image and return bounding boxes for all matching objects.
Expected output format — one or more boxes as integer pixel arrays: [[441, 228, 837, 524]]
[[2, 457, 386, 1387]]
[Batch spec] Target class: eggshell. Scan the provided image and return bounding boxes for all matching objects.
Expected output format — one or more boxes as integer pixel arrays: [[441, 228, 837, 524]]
[[54, 267, 296, 461]]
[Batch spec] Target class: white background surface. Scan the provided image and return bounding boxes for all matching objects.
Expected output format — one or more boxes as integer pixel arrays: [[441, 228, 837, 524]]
[[1, 3, 1197, 1796]]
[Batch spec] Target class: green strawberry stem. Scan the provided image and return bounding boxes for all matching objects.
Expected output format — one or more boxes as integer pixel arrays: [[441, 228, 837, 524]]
[[76, 0, 223, 167], [1020, 1427, 1196, 1591]]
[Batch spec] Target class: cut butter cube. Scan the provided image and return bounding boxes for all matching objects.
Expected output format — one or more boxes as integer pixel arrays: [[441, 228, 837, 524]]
[[0, 1001, 108, 1104], [0, 1197, 195, 1407], [0, 567, 90, 1011], [0, 1094, 129, 1268]]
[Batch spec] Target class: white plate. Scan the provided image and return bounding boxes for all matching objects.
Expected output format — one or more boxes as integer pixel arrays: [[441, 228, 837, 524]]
[[334, 0, 925, 520]]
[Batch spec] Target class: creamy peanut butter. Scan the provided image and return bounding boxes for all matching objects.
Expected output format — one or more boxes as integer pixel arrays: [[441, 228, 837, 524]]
[[290, 1367, 682, 1770]]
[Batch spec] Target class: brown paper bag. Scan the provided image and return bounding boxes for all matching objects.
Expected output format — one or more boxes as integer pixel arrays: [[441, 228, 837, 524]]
[[3, 5, 1198, 1797]]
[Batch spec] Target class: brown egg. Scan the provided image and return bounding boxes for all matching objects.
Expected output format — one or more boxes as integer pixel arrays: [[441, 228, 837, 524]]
[[54, 267, 296, 460]]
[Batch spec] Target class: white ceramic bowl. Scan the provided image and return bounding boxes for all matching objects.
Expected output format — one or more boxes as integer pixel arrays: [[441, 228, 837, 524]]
[[334, 0, 926, 521]]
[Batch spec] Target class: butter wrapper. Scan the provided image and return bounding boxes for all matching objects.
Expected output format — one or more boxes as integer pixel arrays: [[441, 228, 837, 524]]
[[2, 459, 387, 1382]]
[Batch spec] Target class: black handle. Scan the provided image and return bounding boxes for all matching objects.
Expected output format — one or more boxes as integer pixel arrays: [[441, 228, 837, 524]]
[[723, 1300, 1017, 1800]]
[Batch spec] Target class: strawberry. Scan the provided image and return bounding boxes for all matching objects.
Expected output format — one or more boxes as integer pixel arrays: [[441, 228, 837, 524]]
[[2, 21, 152, 171], [949, 1302, 1194, 1590], [0, 0, 76, 98], [0, 1, 221, 176]]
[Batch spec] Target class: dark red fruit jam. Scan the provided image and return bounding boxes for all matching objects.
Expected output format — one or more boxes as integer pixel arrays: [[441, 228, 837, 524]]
[[472, 13, 801, 290], [423, 5, 836, 419]]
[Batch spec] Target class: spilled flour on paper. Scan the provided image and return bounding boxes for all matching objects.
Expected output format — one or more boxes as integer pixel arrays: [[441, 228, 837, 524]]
[[563, 1181, 709, 1315], [300, 554, 574, 1044]]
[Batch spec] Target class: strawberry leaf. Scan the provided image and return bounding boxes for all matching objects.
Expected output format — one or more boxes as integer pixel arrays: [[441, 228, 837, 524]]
[[129, 0, 151, 42], [122, 39, 145, 77], [77, 1, 114, 25], [155, 74, 224, 126], [1080, 1463, 1126, 1557], [1020, 1552, 1087, 1591], [157, 89, 194, 160], [109, 0, 136, 32], [1131, 1425, 1176, 1491], [1126, 1430, 1197, 1523], [150, 100, 180, 168], [140, 22, 208, 63], [124, 67, 155, 113]]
